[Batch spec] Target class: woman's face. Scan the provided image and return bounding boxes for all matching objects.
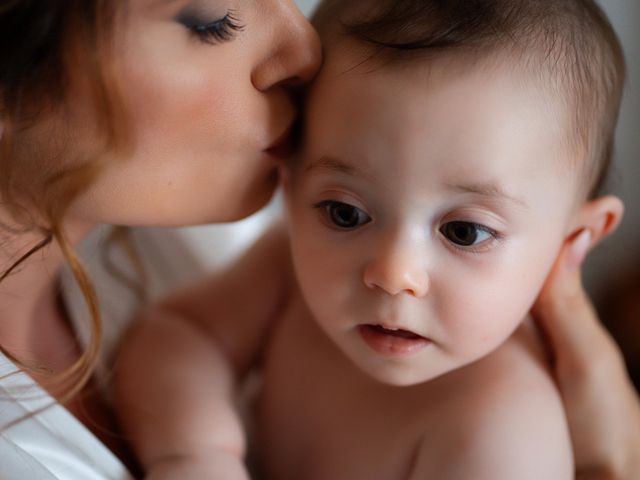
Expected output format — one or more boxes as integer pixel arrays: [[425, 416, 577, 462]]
[[67, 0, 320, 227]]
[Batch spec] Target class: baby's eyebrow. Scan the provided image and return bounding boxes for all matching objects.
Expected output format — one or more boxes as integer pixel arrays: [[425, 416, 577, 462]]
[[304, 156, 361, 177], [304, 158, 528, 208], [445, 182, 529, 208]]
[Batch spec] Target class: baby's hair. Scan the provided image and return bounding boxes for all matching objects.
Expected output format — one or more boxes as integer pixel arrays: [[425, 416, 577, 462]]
[[313, 0, 625, 199]]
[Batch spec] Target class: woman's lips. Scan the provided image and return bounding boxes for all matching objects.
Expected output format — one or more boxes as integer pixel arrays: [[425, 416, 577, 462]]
[[265, 123, 294, 160], [358, 324, 432, 357]]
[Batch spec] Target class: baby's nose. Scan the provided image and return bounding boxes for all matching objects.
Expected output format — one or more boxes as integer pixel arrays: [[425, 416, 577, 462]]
[[363, 240, 429, 298]]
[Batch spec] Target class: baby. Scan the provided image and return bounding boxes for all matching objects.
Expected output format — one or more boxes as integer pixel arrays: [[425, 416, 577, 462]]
[[115, 0, 626, 478]]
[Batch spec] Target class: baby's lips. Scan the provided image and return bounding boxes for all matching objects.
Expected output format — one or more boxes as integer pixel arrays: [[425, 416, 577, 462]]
[[358, 324, 433, 357]]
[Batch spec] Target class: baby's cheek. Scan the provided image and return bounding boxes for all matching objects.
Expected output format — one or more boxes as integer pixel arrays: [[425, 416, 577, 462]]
[[291, 236, 349, 319], [442, 275, 538, 359]]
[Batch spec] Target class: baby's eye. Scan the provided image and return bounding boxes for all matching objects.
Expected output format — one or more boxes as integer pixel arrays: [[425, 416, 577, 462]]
[[440, 221, 496, 248], [315, 201, 371, 230]]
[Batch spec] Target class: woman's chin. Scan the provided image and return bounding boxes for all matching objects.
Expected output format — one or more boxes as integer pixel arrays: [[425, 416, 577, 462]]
[[201, 177, 279, 224], [67, 166, 280, 228]]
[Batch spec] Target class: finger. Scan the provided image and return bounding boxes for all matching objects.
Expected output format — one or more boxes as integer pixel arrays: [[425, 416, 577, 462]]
[[531, 230, 619, 369]]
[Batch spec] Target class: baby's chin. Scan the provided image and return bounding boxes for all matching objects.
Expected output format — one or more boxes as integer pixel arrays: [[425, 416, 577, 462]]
[[347, 351, 460, 388]]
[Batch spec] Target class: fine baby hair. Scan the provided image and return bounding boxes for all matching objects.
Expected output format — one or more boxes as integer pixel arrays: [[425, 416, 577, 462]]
[[312, 0, 625, 197]]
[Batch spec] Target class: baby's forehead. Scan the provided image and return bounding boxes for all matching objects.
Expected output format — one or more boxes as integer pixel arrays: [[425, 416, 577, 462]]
[[300, 45, 589, 198], [314, 40, 589, 173], [311, 46, 570, 147]]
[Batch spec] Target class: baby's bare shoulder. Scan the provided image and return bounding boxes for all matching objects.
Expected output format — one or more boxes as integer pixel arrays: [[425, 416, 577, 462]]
[[409, 322, 573, 479]]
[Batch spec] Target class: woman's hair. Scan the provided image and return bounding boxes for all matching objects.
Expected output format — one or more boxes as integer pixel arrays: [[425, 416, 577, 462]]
[[0, 0, 127, 403], [313, 0, 626, 199]]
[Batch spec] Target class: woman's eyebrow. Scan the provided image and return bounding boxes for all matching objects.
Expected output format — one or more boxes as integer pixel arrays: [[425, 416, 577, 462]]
[[444, 182, 529, 208], [150, 0, 186, 11]]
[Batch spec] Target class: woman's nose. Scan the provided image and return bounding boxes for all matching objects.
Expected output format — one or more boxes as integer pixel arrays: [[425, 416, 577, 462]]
[[363, 238, 430, 298], [251, 1, 322, 91]]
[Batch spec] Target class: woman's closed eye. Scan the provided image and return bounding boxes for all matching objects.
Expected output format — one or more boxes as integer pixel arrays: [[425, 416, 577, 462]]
[[440, 221, 499, 251], [177, 10, 244, 44], [314, 200, 372, 230]]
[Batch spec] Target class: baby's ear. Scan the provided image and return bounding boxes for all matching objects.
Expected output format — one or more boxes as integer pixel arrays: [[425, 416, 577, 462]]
[[570, 195, 625, 249]]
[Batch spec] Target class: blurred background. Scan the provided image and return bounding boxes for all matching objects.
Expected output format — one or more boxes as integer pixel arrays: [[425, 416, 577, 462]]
[[587, 0, 640, 391], [79, 0, 639, 387]]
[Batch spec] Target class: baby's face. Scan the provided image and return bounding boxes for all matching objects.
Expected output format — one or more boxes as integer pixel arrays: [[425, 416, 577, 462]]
[[285, 49, 581, 386]]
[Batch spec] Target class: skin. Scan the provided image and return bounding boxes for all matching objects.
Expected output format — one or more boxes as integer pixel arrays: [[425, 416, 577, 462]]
[[0, 0, 320, 464]]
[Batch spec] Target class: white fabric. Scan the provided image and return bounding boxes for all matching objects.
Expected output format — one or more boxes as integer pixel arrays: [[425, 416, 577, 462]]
[[0, 353, 133, 479]]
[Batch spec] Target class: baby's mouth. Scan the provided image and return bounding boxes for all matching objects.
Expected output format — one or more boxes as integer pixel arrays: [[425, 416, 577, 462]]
[[366, 324, 423, 339], [358, 324, 432, 357]]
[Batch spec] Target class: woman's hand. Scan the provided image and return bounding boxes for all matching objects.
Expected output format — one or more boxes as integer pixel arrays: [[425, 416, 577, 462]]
[[532, 230, 640, 479]]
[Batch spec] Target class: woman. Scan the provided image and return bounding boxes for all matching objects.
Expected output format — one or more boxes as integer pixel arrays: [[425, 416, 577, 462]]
[[0, 1, 637, 478], [0, 1, 319, 477]]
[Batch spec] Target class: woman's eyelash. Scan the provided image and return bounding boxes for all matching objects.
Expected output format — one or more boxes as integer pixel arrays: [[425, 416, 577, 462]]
[[185, 11, 244, 44]]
